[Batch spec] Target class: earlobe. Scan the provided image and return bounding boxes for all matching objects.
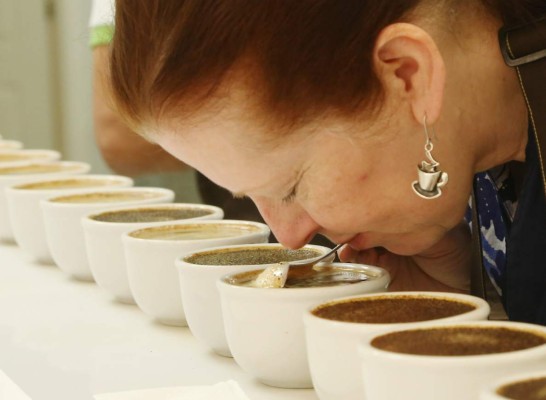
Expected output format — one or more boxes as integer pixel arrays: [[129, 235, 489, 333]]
[[373, 23, 446, 124]]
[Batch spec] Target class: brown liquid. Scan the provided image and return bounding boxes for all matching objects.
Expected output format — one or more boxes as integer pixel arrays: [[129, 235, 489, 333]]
[[498, 377, 546, 400], [130, 223, 260, 240], [0, 153, 43, 161], [232, 264, 369, 288], [51, 191, 162, 203], [92, 208, 212, 223], [18, 178, 119, 190], [371, 326, 546, 356], [312, 296, 476, 323], [185, 247, 321, 266], [0, 164, 80, 175]]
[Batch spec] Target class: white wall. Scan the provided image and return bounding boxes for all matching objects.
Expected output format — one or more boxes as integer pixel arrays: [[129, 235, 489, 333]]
[[0, 1, 200, 202], [53, 0, 109, 173], [53, 0, 201, 202], [0, 0, 58, 149]]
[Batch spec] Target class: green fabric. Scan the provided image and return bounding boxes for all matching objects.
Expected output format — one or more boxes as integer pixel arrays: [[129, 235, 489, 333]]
[[90, 24, 114, 48]]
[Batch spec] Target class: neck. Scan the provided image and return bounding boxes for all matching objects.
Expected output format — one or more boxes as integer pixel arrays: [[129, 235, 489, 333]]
[[440, 9, 529, 173]]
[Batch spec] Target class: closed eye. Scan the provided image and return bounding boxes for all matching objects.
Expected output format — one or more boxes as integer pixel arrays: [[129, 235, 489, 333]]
[[281, 184, 297, 204], [281, 167, 308, 204]]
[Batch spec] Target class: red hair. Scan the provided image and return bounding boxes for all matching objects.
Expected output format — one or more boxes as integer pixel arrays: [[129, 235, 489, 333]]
[[110, 0, 546, 133]]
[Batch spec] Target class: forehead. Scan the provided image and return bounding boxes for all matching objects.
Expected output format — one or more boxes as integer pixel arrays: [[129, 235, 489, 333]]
[[150, 93, 312, 194]]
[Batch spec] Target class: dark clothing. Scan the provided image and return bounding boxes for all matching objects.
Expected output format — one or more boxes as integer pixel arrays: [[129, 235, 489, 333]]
[[475, 127, 546, 325], [504, 129, 546, 324]]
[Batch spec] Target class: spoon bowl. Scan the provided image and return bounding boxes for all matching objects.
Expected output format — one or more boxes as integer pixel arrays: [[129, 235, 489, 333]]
[[254, 243, 343, 287]]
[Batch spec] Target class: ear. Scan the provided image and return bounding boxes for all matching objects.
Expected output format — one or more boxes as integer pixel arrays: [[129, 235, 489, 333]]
[[373, 23, 446, 125]]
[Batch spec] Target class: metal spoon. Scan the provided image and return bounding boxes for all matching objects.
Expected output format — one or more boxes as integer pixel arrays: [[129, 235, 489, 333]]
[[253, 244, 343, 288]]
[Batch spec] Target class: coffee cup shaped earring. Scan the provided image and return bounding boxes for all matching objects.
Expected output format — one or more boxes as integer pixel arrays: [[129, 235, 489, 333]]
[[412, 115, 448, 199]]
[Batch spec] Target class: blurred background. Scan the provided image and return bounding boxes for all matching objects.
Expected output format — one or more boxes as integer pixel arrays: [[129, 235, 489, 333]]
[[0, 0, 201, 202]]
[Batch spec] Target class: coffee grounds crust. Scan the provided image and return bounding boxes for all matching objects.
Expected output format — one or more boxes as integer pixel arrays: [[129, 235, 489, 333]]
[[497, 377, 546, 400], [186, 248, 321, 266], [371, 327, 546, 356], [92, 208, 212, 223], [312, 296, 475, 323]]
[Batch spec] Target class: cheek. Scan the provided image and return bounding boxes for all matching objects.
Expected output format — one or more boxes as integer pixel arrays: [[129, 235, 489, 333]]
[[303, 181, 376, 230]]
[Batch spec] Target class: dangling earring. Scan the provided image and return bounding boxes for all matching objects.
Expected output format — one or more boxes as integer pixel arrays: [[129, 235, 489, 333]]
[[411, 114, 448, 199]]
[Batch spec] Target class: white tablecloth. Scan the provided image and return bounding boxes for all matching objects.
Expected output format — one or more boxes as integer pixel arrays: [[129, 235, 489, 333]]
[[0, 243, 318, 400]]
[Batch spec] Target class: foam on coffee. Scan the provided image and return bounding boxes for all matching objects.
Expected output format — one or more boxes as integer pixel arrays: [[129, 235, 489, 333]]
[[130, 223, 260, 240], [185, 247, 321, 266], [17, 178, 121, 190], [0, 153, 42, 162], [371, 326, 546, 356], [92, 207, 212, 223], [51, 191, 162, 204], [497, 376, 546, 400], [0, 164, 80, 175], [312, 295, 476, 323], [228, 264, 370, 288]]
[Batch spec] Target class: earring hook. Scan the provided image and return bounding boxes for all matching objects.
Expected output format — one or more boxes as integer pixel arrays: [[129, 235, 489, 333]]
[[422, 114, 439, 169]]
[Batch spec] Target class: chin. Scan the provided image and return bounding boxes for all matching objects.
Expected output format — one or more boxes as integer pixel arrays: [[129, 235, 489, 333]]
[[382, 243, 429, 256], [349, 230, 445, 256], [382, 234, 444, 256]]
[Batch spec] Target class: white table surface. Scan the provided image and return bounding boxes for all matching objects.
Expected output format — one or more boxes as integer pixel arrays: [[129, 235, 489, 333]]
[[0, 242, 318, 400]]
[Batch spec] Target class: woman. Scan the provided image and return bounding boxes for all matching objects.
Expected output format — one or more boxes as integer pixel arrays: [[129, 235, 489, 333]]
[[109, 1, 546, 323]]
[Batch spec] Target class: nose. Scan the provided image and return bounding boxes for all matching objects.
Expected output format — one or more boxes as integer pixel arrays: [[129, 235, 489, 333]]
[[253, 198, 321, 249]]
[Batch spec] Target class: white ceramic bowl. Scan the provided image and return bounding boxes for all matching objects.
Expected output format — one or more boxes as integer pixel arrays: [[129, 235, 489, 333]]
[[304, 291, 490, 400], [359, 321, 546, 400], [0, 140, 23, 150], [176, 243, 335, 357], [122, 220, 271, 326], [480, 369, 546, 399], [41, 187, 175, 281], [7, 175, 133, 264], [217, 263, 390, 389], [0, 161, 91, 243], [82, 203, 224, 304], [0, 149, 60, 167]]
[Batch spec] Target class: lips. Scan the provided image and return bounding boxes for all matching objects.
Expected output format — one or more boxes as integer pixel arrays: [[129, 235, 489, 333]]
[[347, 234, 372, 251]]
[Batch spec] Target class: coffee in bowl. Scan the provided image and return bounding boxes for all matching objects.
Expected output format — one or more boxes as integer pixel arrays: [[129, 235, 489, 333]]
[[7, 175, 133, 264], [0, 161, 91, 243], [129, 222, 262, 240], [41, 187, 174, 281], [123, 220, 270, 326], [0, 140, 23, 150], [16, 178, 122, 190], [360, 321, 546, 400], [91, 207, 213, 223], [229, 263, 372, 288], [497, 376, 546, 399], [0, 153, 34, 162], [0, 162, 84, 175], [82, 203, 223, 304], [0, 149, 60, 166], [313, 295, 477, 323], [184, 246, 322, 266], [177, 243, 333, 357], [51, 190, 164, 204], [371, 326, 546, 356], [304, 292, 490, 400], [217, 262, 390, 388]]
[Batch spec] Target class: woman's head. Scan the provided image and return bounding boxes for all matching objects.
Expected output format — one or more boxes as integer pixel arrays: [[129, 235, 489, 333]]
[[109, 0, 534, 252]]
